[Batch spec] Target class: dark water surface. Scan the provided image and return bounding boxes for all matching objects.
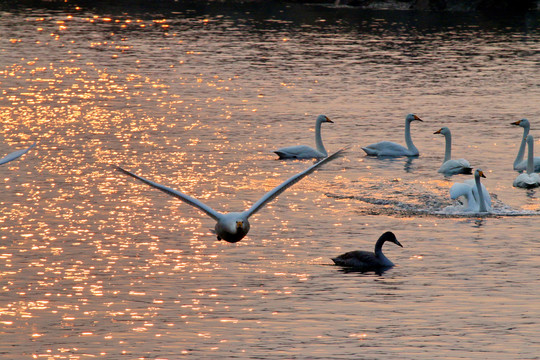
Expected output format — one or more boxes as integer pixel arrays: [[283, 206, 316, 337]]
[[1, 2, 539, 359]]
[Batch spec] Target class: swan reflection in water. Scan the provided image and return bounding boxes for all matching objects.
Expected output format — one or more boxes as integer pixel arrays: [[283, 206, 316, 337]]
[[117, 150, 344, 243], [331, 231, 403, 274]]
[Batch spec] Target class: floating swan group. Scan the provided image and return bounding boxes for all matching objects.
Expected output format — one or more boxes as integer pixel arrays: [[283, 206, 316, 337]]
[[4, 114, 540, 272]]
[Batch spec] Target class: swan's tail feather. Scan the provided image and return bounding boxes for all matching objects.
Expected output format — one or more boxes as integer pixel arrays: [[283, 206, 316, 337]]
[[361, 147, 377, 156], [274, 151, 292, 159]]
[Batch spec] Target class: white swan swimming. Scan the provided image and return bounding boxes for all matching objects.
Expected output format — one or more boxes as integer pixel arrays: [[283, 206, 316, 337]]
[[449, 182, 478, 212], [0, 142, 36, 165], [434, 127, 472, 175], [362, 113, 423, 157], [513, 135, 540, 188], [274, 115, 333, 159], [117, 149, 343, 243], [512, 119, 540, 172], [450, 169, 491, 213], [331, 231, 402, 271]]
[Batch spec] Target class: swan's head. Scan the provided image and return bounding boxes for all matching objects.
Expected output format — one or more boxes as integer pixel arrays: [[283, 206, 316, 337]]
[[434, 127, 450, 136], [216, 214, 250, 243], [475, 169, 486, 178], [406, 114, 422, 123], [236, 220, 244, 230], [381, 231, 403, 248], [511, 118, 530, 129], [317, 115, 333, 124]]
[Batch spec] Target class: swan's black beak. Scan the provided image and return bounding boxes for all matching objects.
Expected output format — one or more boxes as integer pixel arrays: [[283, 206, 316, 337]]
[[434, 129, 442, 134], [325, 117, 334, 123], [394, 240, 403, 247], [511, 120, 521, 126], [479, 171, 486, 178], [413, 115, 423, 122]]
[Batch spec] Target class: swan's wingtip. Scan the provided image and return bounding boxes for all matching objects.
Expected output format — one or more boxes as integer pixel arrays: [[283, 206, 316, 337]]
[[114, 165, 133, 177]]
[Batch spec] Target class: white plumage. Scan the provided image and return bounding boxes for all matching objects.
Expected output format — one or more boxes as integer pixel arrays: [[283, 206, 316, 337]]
[[362, 114, 423, 157], [117, 149, 344, 243], [434, 127, 472, 175], [274, 115, 333, 159], [513, 135, 540, 188]]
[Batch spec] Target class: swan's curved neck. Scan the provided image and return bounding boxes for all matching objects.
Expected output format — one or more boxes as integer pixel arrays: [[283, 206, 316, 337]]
[[475, 173, 487, 213], [315, 119, 327, 156], [374, 236, 386, 256], [443, 132, 452, 163], [405, 120, 418, 155], [527, 137, 534, 174], [514, 125, 530, 168]]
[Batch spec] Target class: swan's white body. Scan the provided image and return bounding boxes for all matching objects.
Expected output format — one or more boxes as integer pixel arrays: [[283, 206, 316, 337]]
[[362, 114, 422, 157], [117, 149, 343, 243], [512, 119, 540, 172], [449, 183, 478, 212], [434, 127, 472, 175], [450, 169, 491, 213], [0, 142, 36, 165], [331, 231, 402, 271], [274, 115, 333, 159], [513, 135, 540, 188]]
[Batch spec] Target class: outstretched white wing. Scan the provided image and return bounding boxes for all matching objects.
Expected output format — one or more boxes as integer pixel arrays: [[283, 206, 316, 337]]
[[0, 142, 36, 165], [244, 149, 344, 218], [116, 166, 222, 221]]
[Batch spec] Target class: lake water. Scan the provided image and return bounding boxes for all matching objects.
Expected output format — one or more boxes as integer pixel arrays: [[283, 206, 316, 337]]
[[1, 2, 539, 359]]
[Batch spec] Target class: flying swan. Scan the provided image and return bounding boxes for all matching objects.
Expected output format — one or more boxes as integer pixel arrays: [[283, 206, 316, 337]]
[[434, 127, 472, 175], [331, 231, 403, 271], [362, 114, 423, 157], [511, 119, 540, 172], [0, 142, 36, 166], [513, 135, 540, 188], [450, 169, 491, 213], [274, 114, 334, 159], [116, 149, 343, 243]]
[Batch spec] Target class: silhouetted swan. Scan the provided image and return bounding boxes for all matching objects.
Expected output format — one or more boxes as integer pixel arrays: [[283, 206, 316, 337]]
[[362, 114, 423, 157], [434, 127, 472, 175], [331, 231, 403, 271], [0, 142, 36, 165], [513, 135, 540, 188], [274, 115, 334, 159], [117, 150, 343, 243], [512, 119, 540, 172]]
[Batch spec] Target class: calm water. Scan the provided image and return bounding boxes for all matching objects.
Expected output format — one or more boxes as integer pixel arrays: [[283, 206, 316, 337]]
[[1, 2, 540, 359]]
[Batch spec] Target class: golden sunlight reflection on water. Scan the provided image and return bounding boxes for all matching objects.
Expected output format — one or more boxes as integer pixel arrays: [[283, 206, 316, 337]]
[[1, 3, 540, 359]]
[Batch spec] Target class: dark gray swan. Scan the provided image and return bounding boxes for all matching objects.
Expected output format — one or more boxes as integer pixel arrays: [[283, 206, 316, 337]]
[[332, 231, 403, 271]]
